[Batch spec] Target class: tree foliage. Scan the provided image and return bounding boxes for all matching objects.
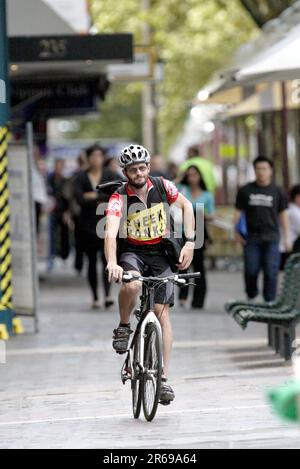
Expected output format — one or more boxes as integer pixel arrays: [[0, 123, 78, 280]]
[[75, 0, 257, 153], [75, 82, 143, 143], [240, 0, 296, 27]]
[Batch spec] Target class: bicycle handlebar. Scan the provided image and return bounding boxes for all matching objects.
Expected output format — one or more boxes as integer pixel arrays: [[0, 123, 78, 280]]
[[174, 272, 201, 280], [122, 271, 201, 285]]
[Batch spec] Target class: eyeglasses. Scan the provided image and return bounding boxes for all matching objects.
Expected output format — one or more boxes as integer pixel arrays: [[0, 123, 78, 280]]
[[127, 165, 148, 175]]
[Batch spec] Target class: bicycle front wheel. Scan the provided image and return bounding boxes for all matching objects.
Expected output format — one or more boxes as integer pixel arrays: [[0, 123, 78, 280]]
[[132, 334, 142, 419], [142, 322, 163, 422]]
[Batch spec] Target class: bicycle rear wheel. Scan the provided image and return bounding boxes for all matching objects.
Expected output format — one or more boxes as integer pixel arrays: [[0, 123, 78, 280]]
[[142, 322, 163, 422], [132, 334, 142, 419]]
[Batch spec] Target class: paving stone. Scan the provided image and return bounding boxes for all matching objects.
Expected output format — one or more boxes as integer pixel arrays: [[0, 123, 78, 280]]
[[0, 268, 299, 448]]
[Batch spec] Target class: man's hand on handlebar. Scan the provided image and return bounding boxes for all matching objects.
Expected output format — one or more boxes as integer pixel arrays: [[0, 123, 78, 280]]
[[106, 262, 124, 283], [177, 242, 194, 271]]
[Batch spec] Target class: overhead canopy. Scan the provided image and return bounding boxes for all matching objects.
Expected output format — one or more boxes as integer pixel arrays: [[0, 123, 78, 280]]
[[195, 70, 239, 104], [226, 82, 283, 117], [196, 85, 243, 105], [196, 7, 300, 102], [7, 0, 75, 36], [236, 24, 300, 83], [43, 0, 90, 34]]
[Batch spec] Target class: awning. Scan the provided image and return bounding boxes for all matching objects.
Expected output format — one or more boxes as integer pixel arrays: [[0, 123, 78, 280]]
[[236, 24, 300, 83], [195, 70, 239, 104], [43, 0, 90, 34], [226, 82, 283, 117], [7, 0, 75, 36], [196, 85, 243, 105]]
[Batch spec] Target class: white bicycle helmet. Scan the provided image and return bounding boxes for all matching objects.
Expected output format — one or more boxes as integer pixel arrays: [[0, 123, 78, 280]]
[[119, 145, 151, 168]]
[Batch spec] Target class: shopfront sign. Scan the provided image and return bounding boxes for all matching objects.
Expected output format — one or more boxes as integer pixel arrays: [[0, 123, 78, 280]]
[[10, 34, 133, 63], [11, 79, 98, 115]]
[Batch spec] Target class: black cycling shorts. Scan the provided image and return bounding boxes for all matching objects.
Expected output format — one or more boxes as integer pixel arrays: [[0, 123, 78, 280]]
[[119, 245, 174, 307]]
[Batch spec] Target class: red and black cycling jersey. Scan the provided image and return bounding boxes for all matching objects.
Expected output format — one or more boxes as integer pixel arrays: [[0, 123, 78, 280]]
[[106, 177, 179, 245]]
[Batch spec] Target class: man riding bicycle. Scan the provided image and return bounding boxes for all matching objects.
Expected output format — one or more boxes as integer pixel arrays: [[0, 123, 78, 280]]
[[105, 145, 195, 405]]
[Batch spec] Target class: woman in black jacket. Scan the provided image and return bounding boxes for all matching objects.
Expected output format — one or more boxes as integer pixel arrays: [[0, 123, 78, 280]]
[[75, 145, 119, 309]]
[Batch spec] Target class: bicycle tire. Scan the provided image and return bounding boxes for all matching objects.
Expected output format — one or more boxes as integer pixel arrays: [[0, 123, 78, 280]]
[[142, 322, 163, 422], [132, 334, 142, 419]]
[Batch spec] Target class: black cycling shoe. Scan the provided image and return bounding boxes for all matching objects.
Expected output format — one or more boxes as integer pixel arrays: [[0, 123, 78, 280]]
[[159, 378, 175, 405], [112, 326, 133, 354]]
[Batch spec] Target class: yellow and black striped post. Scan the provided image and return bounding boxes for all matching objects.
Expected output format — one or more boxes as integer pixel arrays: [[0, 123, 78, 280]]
[[0, 0, 16, 339], [0, 127, 12, 311]]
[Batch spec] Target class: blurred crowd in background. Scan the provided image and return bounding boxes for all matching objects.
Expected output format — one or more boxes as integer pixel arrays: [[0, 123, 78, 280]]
[[32, 143, 300, 311]]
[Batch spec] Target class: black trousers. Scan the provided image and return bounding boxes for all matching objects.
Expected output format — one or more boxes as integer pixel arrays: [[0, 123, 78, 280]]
[[35, 202, 42, 235], [84, 236, 110, 301], [179, 247, 207, 308], [49, 213, 70, 260], [74, 218, 84, 273]]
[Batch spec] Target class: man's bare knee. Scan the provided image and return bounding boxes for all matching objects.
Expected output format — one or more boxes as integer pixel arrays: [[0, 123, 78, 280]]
[[154, 304, 170, 323], [121, 271, 141, 296], [122, 281, 141, 296]]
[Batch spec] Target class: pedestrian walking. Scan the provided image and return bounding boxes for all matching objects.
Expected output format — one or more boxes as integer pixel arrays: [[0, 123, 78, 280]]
[[65, 152, 88, 275], [150, 154, 168, 178], [177, 165, 215, 309], [32, 144, 48, 236], [75, 144, 119, 309], [280, 184, 300, 268], [47, 158, 70, 271], [234, 155, 290, 302], [286, 184, 300, 253], [179, 145, 217, 193]]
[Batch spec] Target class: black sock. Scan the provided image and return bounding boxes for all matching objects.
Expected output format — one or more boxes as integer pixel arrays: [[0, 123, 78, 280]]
[[119, 322, 130, 328]]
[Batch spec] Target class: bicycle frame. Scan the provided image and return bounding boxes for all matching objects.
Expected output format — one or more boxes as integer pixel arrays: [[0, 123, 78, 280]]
[[122, 283, 164, 382], [120, 270, 201, 419], [132, 310, 162, 379], [121, 271, 201, 384]]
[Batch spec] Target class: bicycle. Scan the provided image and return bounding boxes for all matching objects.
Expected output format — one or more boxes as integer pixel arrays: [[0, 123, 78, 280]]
[[120, 270, 201, 422]]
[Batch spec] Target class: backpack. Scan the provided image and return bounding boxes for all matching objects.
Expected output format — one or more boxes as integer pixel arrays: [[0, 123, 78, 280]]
[[97, 177, 184, 270], [151, 177, 185, 272]]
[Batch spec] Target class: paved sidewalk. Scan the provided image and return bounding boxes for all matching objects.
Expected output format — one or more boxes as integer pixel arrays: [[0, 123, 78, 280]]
[[0, 267, 299, 449]]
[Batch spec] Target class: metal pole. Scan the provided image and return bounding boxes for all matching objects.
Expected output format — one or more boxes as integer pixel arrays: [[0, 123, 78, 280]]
[[0, 0, 15, 337], [26, 122, 39, 334], [281, 82, 290, 193], [234, 118, 240, 190]]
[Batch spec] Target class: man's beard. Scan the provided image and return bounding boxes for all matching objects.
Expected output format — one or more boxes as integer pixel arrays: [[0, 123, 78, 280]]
[[127, 175, 148, 189]]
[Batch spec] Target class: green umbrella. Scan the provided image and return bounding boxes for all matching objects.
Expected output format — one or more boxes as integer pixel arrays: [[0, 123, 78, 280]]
[[268, 380, 300, 422], [179, 157, 216, 193]]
